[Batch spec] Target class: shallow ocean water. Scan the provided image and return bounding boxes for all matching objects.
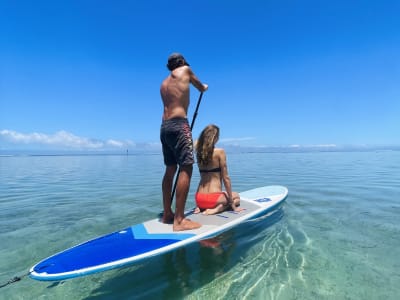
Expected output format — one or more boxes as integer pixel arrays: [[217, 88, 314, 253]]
[[0, 151, 399, 299]]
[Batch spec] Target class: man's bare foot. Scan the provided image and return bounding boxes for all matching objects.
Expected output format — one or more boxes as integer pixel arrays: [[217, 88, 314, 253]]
[[161, 212, 174, 224], [193, 207, 201, 214], [173, 218, 201, 231]]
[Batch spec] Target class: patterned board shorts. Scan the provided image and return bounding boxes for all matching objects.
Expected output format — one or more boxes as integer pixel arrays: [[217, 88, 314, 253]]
[[160, 117, 194, 166]]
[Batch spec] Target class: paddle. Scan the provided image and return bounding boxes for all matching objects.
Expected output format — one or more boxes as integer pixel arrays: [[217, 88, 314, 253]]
[[169, 92, 204, 205]]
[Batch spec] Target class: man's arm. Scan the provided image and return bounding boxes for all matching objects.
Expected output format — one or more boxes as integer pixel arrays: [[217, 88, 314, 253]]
[[188, 67, 208, 92]]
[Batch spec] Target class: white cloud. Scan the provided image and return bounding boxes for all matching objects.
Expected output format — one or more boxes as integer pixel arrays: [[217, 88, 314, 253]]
[[106, 139, 124, 147], [314, 144, 337, 148], [289, 144, 338, 148], [106, 139, 136, 148], [0, 129, 135, 150]]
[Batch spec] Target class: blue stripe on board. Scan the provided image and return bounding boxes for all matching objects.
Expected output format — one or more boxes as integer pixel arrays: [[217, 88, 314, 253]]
[[32, 226, 190, 275], [216, 214, 229, 218], [131, 223, 195, 240]]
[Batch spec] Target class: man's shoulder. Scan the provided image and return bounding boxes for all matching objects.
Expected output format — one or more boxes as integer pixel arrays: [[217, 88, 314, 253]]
[[172, 65, 191, 76], [178, 65, 191, 71]]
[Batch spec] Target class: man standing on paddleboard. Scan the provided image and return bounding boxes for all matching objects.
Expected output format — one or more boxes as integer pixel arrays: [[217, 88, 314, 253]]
[[160, 53, 208, 231]]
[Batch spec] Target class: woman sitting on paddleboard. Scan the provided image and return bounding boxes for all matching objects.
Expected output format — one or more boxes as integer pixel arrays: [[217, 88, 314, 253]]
[[194, 124, 243, 215]]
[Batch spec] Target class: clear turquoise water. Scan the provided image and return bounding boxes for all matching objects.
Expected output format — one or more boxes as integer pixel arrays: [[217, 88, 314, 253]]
[[0, 151, 399, 299]]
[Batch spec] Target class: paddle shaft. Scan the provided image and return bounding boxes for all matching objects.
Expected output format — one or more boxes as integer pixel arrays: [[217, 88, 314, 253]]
[[170, 92, 204, 204]]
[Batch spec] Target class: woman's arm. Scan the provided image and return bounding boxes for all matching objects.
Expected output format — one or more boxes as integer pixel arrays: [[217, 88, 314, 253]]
[[219, 149, 239, 211]]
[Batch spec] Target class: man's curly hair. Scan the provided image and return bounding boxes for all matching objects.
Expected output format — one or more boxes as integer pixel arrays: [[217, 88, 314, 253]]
[[167, 53, 189, 71]]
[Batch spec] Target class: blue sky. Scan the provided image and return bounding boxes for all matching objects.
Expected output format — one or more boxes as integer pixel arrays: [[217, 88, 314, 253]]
[[1, 0, 399, 152]]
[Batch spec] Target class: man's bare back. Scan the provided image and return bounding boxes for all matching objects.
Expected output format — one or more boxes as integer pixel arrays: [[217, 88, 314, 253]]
[[161, 65, 208, 120]]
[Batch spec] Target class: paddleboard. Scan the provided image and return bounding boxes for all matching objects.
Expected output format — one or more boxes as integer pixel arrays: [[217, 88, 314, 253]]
[[30, 185, 288, 281]]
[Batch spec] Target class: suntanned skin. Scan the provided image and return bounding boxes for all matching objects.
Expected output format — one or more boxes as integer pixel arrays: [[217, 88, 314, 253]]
[[161, 65, 208, 231], [161, 65, 207, 120], [195, 148, 244, 215]]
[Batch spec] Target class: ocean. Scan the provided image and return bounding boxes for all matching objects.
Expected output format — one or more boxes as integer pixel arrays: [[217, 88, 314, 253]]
[[0, 151, 399, 299]]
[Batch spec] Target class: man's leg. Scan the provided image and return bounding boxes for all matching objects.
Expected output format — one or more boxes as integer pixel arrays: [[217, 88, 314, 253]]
[[173, 165, 201, 231], [161, 164, 177, 223]]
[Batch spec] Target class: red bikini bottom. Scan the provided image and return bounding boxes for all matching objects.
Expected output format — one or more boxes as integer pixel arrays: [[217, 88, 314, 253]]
[[195, 192, 226, 209]]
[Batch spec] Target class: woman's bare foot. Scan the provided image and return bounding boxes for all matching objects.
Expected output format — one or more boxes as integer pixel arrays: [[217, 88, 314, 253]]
[[203, 204, 225, 215], [193, 207, 201, 214], [173, 218, 201, 231]]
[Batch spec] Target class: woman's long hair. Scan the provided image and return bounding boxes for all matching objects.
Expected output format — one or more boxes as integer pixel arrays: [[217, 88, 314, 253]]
[[196, 124, 220, 166]]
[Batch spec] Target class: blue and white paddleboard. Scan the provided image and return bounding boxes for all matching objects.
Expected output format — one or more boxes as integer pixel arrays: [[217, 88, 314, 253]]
[[30, 185, 288, 281]]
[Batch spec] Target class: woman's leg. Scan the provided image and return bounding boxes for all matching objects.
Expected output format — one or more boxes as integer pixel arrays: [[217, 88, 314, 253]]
[[232, 192, 240, 206], [203, 193, 228, 215]]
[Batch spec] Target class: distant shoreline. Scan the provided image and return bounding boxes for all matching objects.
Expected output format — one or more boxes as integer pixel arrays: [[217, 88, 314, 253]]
[[1, 145, 399, 157]]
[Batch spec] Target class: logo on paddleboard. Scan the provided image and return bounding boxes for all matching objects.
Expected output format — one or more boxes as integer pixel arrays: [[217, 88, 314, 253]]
[[255, 198, 271, 202]]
